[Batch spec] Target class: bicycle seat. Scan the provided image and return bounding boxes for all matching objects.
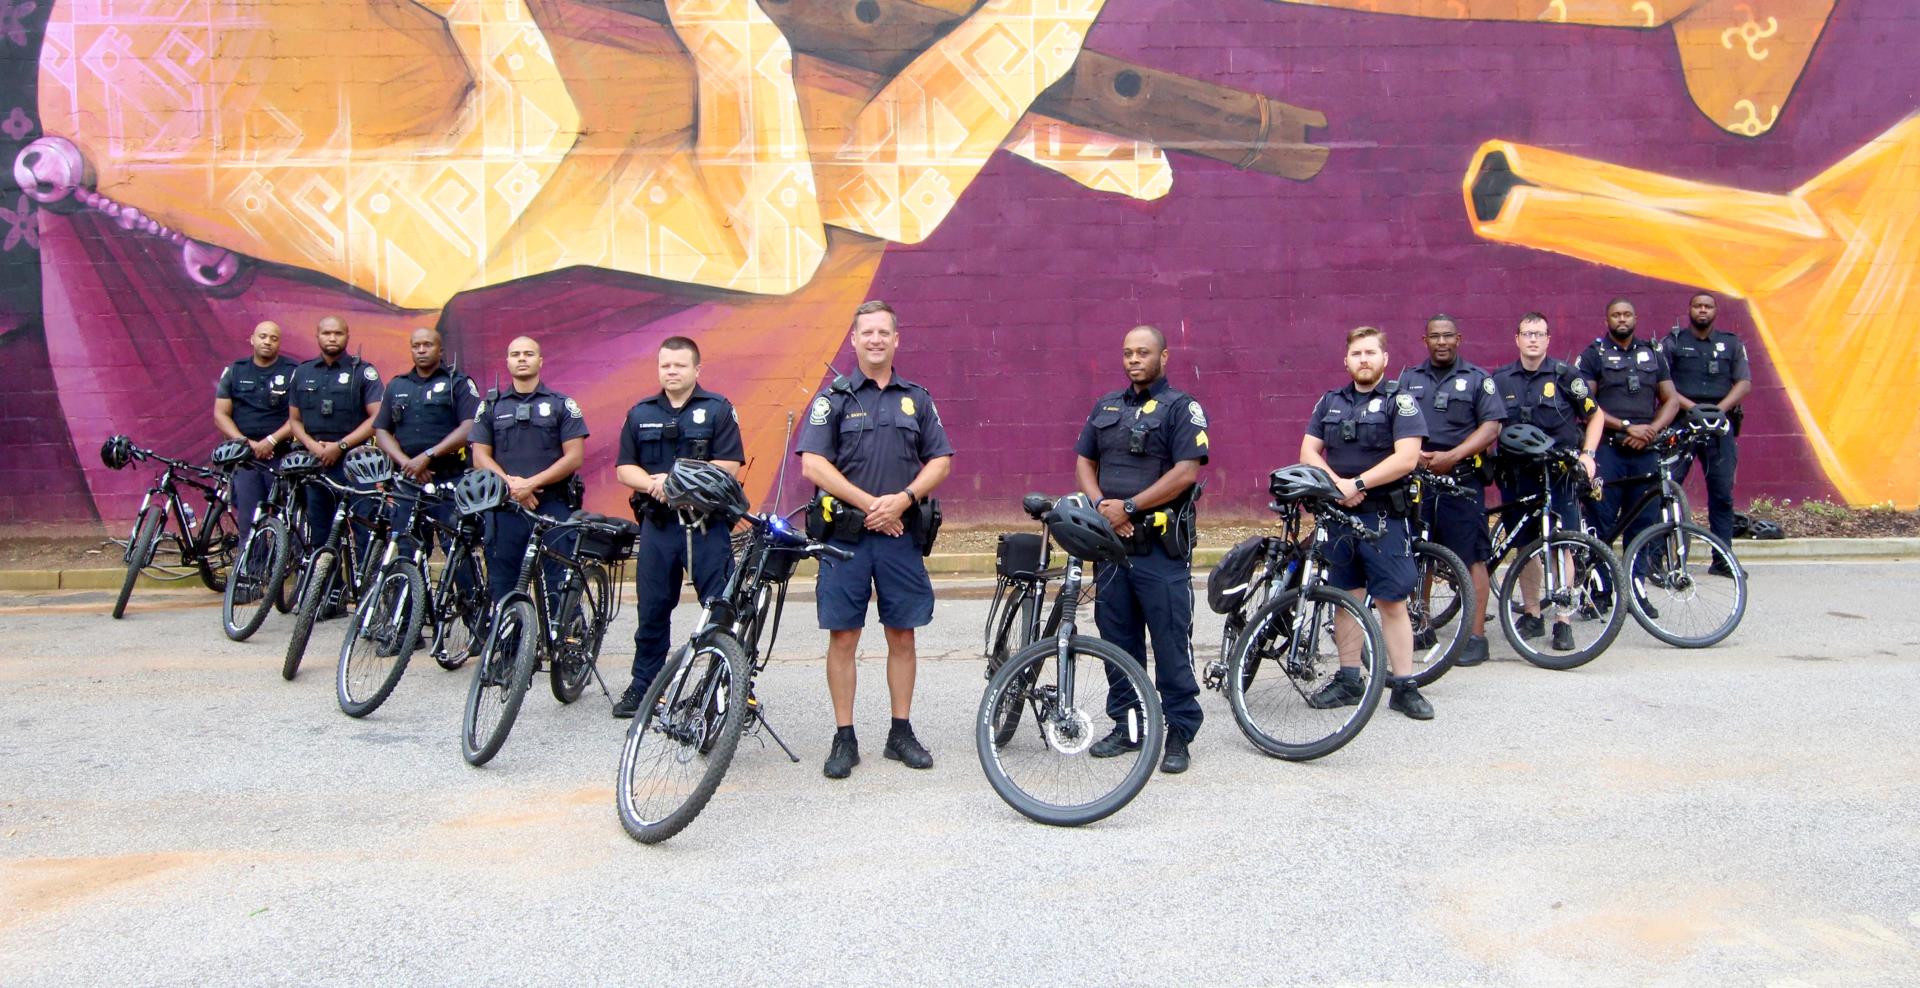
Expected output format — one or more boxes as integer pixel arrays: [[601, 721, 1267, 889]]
[[1043, 494, 1129, 566], [210, 438, 252, 469], [1268, 464, 1341, 504], [1021, 492, 1054, 521], [570, 510, 642, 538]]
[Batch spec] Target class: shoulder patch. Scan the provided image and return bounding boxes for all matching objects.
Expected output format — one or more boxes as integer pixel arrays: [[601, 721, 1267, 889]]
[[564, 397, 583, 419], [1394, 394, 1418, 417], [1569, 378, 1589, 398], [363, 365, 379, 381], [1482, 377, 1495, 395], [466, 379, 479, 397], [475, 400, 487, 416], [808, 395, 832, 426], [1188, 401, 1207, 428]]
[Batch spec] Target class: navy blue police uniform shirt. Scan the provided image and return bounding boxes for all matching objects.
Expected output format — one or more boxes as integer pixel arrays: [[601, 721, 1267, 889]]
[[216, 356, 299, 441], [291, 354, 385, 442], [1493, 359, 1597, 448], [1661, 328, 1750, 403], [1397, 359, 1506, 451], [617, 386, 746, 475], [1307, 384, 1429, 481], [795, 369, 954, 496], [1575, 336, 1670, 423], [373, 366, 482, 475], [470, 383, 590, 485], [1073, 377, 1209, 502]]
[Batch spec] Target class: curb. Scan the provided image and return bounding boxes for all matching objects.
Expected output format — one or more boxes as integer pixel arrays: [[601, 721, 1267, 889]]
[[6, 537, 1915, 592]]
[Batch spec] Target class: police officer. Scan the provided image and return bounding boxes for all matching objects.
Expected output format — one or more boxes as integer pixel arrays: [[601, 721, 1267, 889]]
[[1661, 292, 1751, 567], [213, 320, 298, 543], [797, 300, 953, 780], [1576, 299, 1680, 557], [1493, 312, 1605, 652], [1300, 326, 1432, 720], [612, 336, 744, 718], [1074, 324, 1209, 774], [1396, 314, 1506, 667], [469, 336, 588, 604], [287, 315, 384, 556], [372, 327, 481, 602]]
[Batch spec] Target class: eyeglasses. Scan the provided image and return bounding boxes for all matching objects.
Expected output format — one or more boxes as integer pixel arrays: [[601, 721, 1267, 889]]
[[1517, 331, 1550, 339]]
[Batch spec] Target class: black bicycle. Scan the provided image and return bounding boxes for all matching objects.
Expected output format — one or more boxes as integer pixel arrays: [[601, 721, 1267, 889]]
[[281, 449, 389, 681], [618, 463, 845, 843], [99, 435, 242, 619], [221, 450, 314, 641], [982, 526, 1070, 686]]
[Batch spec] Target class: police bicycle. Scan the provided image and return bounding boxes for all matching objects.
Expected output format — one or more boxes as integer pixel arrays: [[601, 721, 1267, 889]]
[[1214, 466, 1390, 761], [221, 447, 316, 641], [617, 461, 847, 844], [453, 471, 633, 767], [334, 461, 489, 718], [981, 522, 1071, 714], [99, 435, 243, 619], [974, 493, 1165, 827], [281, 448, 391, 681]]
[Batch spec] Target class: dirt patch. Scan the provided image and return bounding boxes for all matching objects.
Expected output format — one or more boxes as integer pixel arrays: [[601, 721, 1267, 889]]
[[0, 531, 122, 571], [0, 852, 205, 927], [1741, 498, 1920, 539]]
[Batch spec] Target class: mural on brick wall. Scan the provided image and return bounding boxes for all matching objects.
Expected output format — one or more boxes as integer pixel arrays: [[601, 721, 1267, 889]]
[[0, 0, 1913, 525]]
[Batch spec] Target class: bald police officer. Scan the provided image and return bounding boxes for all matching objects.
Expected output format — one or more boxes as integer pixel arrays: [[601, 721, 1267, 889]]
[[213, 320, 298, 544], [287, 315, 383, 557], [1577, 299, 1680, 557], [798, 300, 954, 780], [1662, 292, 1751, 567], [613, 336, 745, 718], [1075, 324, 1209, 774], [372, 327, 481, 607], [1300, 326, 1433, 720], [469, 336, 588, 604]]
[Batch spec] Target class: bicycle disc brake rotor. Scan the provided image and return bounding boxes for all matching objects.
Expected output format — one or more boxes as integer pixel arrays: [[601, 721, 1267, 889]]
[[1041, 705, 1096, 755]]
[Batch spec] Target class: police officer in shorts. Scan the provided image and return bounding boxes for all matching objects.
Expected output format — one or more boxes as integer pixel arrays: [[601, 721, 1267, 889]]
[[1300, 326, 1433, 720], [1396, 314, 1506, 666], [1577, 299, 1680, 559], [1493, 312, 1605, 652], [1661, 292, 1751, 569], [287, 315, 383, 557], [213, 320, 298, 543], [612, 336, 744, 718], [797, 300, 954, 779], [372, 326, 481, 602], [469, 336, 588, 604]]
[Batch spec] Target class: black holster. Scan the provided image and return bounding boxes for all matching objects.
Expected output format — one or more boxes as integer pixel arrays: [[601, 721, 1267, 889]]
[[806, 494, 868, 543], [910, 499, 943, 557]]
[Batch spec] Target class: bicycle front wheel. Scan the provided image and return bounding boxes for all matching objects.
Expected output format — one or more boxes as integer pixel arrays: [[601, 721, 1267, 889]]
[[337, 560, 427, 718], [983, 584, 1038, 747], [282, 549, 337, 681], [1623, 521, 1747, 648], [1227, 585, 1386, 761], [616, 634, 750, 844], [1496, 531, 1626, 670], [222, 519, 289, 641], [976, 636, 1164, 827], [1404, 539, 1470, 687], [431, 546, 486, 670], [113, 507, 163, 620], [462, 597, 539, 766]]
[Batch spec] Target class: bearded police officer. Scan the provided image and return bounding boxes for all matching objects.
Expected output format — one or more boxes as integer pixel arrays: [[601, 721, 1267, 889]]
[[287, 315, 384, 554], [372, 327, 481, 602], [1396, 315, 1506, 667], [1661, 292, 1751, 566], [469, 336, 588, 603], [213, 320, 298, 543], [1300, 326, 1433, 720], [1577, 299, 1680, 556], [612, 337, 745, 718], [1074, 325, 1209, 774], [798, 300, 954, 780], [1493, 312, 1605, 652]]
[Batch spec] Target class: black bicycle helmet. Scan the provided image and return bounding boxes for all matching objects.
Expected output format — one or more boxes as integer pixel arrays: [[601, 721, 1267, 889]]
[[1043, 494, 1129, 565], [210, 438, 252, 469], [1268, 464, 1341, 503], [1686, 403, 1731, 433], [343, 446, 393, 487], [100, 434, 135, 470], [452, 469, 509, 516], [661, 459, 748, 522], [279, 449, 319, 475], [1499, 423, 1556, 459]]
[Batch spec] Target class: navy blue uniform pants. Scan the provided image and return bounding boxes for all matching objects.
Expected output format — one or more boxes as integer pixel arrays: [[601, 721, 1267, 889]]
[[389, 490, 477, 599], [303, 461, 375, 563], [1595, 443, 1661, 558], [483, 496, 572, 605], [1675, 431, 1738, 544], [631, 517, 734, 691], [231, 456, 275, 544], [1093, 543, 1203, 743]]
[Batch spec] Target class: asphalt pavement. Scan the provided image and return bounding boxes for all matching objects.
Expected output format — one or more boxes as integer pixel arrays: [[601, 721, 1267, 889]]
[[1, 560, 1917, 986]]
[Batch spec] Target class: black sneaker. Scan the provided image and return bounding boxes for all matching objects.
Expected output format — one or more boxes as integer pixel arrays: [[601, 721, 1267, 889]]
[[1089, 724, 1142, 758], [1707, 560, 1746, 579], [1388, 680, 1434, 720], [1551, 622, 1576, 652], [1515, 613, 1546, 640], [883, 729, 933, 769], [1455, 634, 1489, 667], [823, 732, 860, 779], [1160, 731, 1191, 774], [611, 680, 647, 719], [1306, 668, 1364, 709]]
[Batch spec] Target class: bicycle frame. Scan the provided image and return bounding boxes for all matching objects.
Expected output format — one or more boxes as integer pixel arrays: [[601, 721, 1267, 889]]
[[128, 455, 233, 569]]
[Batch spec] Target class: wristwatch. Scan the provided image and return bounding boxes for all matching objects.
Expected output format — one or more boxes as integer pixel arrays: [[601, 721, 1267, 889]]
[[1121, 499, 1137, 515], [901, 488, 918, 506], [1353, 476, 1367, 492]]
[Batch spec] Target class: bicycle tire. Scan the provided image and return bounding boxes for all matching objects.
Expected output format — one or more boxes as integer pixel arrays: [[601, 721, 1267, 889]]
[[1226, 585, 1387, 762], [1404, 539, 1471, 688], [976, 635, 1164, 827], [549, 589, 596, 704], [337, 560, 427, 718], [462, 597, 539, 766], [616, 633, 751, 843], [1623, 521, 1747, 648], [984, 585, 1038, 747], [282, 549, 336, 681], [1495, 530, 1626, 671], [222, 518, 289, 641], [112, 507, 163, 619], [431, 546, 485, 670], [195, 506, 239, 592]]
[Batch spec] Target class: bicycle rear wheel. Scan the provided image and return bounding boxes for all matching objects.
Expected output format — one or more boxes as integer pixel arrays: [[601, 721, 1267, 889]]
[[1404, 539, 1470, 687], [1226, 585, 1386, 761], [113, 507, 163, 620], [1623, 521, 1747, 648], [337, 560, 427, 718], [549, 589, 597, 704], [976, 636, 1164, 827], [983, 584, 1038, 746], [1496, 531, 1626, 670], [616, 634, 750, 844], [195, 507, 239, 592], [222, 518, 289, 641], [282, 549, 337, 681], [462, 598, 539, 766]]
